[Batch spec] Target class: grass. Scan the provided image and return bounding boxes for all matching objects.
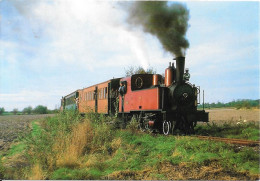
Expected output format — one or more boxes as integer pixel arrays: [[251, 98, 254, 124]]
[[5, 143, 26, 157], [1, 111, 259, 180], [195, 121, 259, 141], [51, 168, 89, 180]]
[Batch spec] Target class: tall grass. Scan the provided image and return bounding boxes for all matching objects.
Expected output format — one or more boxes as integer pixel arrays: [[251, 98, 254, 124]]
[[55, 121, 93, 168], [22, 111, 117, 179], [21, 111, 91, 178]]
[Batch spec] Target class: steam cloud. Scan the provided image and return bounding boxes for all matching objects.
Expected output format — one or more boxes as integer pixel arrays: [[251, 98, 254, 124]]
[[127, 1, 190, 57]]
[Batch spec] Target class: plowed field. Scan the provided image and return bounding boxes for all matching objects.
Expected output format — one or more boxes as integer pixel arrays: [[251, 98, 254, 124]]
[[0, 114, 54, 153], [207, 108, 259, 124]]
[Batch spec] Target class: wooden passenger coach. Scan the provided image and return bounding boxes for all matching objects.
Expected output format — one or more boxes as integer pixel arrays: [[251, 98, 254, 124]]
[[76, 78, 121, 114]]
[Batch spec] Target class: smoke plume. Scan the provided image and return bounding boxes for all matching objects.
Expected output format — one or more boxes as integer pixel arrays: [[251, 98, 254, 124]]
[[127, 1, 189, 57]]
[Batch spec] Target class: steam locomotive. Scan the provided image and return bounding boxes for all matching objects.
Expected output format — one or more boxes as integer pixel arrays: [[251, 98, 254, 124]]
[[61, 57, 208, 135]]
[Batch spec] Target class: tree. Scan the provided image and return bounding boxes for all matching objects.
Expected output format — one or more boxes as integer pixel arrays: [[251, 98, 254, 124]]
[[33, 105, 48, 114], [12, 108, 18, 115], [22, 106, 32, 114], [0, 107, 5, 115], [125, 66, 156, 77]]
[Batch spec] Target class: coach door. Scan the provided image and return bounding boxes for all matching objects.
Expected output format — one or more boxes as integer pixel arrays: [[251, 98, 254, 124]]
[[95, 86, 98, 113], [108, 79, 120, 115]]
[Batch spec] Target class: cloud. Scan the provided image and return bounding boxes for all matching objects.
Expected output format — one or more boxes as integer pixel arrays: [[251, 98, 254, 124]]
[[7, 0, 155, 71]]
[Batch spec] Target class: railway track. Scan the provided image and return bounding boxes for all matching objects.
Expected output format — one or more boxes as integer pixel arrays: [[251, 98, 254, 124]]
[[193, 135, 260, 146]]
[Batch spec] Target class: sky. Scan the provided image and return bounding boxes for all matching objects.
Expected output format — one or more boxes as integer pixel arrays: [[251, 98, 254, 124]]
[[0, 0, 259, 111]]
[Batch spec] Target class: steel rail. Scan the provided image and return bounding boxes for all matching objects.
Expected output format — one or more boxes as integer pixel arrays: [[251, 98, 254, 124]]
[[193, 135, 260, 146]]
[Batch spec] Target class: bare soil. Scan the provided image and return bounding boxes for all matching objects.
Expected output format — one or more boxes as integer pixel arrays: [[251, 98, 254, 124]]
[[0, 114, 55, 153]]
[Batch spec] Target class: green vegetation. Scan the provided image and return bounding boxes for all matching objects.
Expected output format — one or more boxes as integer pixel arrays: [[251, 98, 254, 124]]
[[199, 99, 259, 109], [12, 108, 19, 115], [22, 106, 33, 115], [195, 122, 260, 141], [125, 66, 156, 76], [0, 112, 259, 180], [33, 105, 48, 114], [6, 143, 27, 157], [0, 107, 5, 115], [0, 105, 59, 116]]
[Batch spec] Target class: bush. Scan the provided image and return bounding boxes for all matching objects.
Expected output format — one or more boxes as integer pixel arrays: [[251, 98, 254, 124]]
[[125, 66, 156, 76], [23, 106, 32, 115], [0, 107, 5, 115], [33, 105, 47, 114], [126, 117, 139, 133], [12, 108, 18, 115]]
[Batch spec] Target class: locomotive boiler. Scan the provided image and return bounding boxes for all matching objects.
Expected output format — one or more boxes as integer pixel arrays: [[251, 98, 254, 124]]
[[61, 57, 208, 135]]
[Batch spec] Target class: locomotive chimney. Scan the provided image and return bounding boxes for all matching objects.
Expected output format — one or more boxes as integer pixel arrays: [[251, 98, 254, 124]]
[[175, 56, 185, 83]]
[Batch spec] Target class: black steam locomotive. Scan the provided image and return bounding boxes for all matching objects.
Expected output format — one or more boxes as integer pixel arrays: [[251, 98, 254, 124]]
[[116, 56, 208, 135]]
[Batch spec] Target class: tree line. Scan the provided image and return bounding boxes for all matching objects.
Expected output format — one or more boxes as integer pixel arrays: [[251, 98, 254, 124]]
[[0, 105, 59, 115], [198, 99, 260, 109]]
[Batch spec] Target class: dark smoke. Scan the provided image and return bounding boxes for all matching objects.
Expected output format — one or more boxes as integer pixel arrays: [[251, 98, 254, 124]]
[[127, 1, 189, 57]]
